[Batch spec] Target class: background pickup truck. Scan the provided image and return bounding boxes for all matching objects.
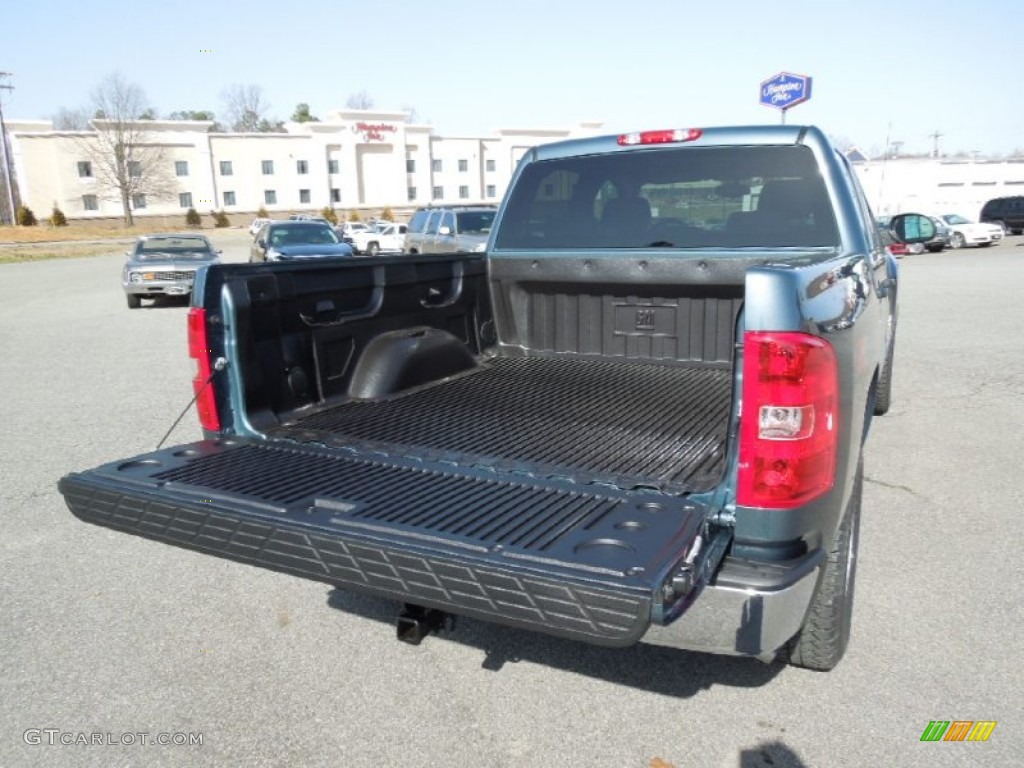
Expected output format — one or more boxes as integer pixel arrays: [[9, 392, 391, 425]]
[[59, 125, 934, 671]]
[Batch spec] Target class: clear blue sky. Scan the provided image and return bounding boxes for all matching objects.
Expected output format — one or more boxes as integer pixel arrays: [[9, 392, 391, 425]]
[[3, 0, 1022, 156]]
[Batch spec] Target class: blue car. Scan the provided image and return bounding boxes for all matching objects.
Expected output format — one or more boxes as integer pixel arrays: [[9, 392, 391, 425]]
[[249, 220, 354, 262]]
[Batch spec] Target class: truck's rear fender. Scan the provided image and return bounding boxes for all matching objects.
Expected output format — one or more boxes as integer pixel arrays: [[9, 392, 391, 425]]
[[731, 253, 881, 553], [197, 256, 494, 435]]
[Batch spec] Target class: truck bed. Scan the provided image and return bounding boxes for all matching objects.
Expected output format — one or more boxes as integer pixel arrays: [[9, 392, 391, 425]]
[[270, 355, 733, 494]]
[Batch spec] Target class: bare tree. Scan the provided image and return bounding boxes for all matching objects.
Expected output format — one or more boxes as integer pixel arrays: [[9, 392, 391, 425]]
[[76, 73, 175, 225], [221, 84, 272, 132], [401, 104, 420, 123], [345, 90, 375, 110], [51, 107, 91, 130]]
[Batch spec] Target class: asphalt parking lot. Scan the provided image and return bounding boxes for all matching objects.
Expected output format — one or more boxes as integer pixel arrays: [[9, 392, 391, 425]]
[[1, 235, 1021, 767]]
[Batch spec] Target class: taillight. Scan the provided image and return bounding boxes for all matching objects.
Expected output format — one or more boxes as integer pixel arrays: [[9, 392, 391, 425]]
[[737, 332, 838, 508], [617, 128, 703, 146], [187, 307, 221, 432]]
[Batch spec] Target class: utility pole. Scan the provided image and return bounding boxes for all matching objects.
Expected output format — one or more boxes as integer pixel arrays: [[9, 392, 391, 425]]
[[929, 130, 944, 158], [0, 72, 15, 225]]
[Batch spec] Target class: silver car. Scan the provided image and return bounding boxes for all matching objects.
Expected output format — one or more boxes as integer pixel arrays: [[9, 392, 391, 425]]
[[404, 206, 497, 254], [122, 234, 221, 309]]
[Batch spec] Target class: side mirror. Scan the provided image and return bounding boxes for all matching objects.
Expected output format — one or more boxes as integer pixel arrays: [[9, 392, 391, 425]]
[[257, 238, 266, 249], [889, 213, 936, 244]]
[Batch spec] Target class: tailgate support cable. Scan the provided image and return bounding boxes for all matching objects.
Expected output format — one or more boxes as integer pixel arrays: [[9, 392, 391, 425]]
[[155, 357, 227, 451]]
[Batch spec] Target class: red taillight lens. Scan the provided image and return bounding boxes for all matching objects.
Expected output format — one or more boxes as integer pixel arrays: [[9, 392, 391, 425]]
[[187, 307, 221, 432], [617, 128, 703, 146], [737, 332, 838, 508]]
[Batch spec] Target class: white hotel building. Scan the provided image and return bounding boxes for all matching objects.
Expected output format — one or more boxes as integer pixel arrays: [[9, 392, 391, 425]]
[[6, 111, 1024, 223], [5, 110, 604, 222]]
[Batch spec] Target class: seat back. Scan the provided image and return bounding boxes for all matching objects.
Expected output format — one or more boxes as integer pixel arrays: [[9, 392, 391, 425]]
[[599, 196, 652, 246], [727, 179, 837, 246]]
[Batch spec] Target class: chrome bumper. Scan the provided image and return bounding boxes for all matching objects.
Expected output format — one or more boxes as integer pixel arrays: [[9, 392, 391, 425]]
[[641, 552, 823, 662]]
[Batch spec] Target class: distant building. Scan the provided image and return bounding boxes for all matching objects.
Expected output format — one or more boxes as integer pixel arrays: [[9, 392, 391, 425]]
[[852, 155, 1024, 217], [5, 110, 604, 221], [7, 114, 1024, 222]]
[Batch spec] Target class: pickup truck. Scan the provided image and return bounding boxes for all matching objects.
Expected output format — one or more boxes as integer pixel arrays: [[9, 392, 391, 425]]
[[349, 222, 408, 256], [59, 125, 934, 671]]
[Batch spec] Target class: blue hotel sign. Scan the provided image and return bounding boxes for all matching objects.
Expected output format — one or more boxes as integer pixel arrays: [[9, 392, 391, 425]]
[[759, 72, 813, 112]]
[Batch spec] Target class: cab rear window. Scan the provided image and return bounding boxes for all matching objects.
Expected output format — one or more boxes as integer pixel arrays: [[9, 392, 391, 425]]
[[493, 145, 838, 250]]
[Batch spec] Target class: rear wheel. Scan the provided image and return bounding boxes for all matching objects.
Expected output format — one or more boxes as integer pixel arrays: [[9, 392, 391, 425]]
[[783, 457, 862, 671], [126, 294, 141, 309], [950, 232, 966, 249], [367, 241, 380, 256], [873, 319, 896, 416]]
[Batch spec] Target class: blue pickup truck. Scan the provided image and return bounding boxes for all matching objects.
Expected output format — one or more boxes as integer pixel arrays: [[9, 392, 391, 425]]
[[59, 125, 934, 671]]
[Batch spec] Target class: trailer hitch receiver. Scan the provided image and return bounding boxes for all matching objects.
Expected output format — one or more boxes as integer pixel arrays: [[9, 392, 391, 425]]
[[397, 604, 454, 645]]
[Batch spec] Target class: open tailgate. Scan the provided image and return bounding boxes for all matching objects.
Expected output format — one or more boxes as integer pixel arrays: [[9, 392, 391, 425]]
[[59, 438, 713, 647]]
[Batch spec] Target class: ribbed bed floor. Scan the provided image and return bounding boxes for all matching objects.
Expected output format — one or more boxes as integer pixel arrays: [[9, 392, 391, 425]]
[[271, 356, 733, 492]]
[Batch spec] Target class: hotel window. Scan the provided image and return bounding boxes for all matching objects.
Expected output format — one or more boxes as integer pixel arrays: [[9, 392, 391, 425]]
[[406, 158, 416, 173], [82, 194, 98, 211], [407, 187, 417, 201], [179, 192, 193, 208], [458, 159, 468, 172], [432, 186, 443, 200], [330, 188, 340, 203], [486, 185, 496, 198], [132, 194, 147, 209], [220, 161, 233, 176], [175, 161, 189, 177], [264, 190, 277, 205], [223, 191, 236, 206], [328, 159, 339, 174], [261, 160, 274, 175], [128, 161, 141, 178], [486, 159, 496, 172], [432, 159, 442, 173], [299, 189, 311, 204], [77, 161, 93, 178], [459, 186, 469, 199], [297, 160, 308, 174]]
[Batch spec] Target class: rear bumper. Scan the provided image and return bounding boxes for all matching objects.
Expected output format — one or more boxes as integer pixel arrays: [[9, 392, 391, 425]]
[[641, 551, 823, 661]]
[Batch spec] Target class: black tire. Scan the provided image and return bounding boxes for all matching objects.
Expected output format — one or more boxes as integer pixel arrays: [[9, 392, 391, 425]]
[[978, 242, 993, 248], [126, 294, 141, 309], [783, 458, 862, 671], [925, 244, 944, 253], [873, 320, 896, 416], [367, 241, 380, 257]]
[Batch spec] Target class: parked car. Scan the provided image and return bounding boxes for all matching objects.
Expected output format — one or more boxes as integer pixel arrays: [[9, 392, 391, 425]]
[[122, 234, 221, 309], [923, 216, 952, 252], [404, 205, 498, 254], [250, 221, 354, 262], [878, 224, 923, 258], [337, 222, 372, 237], [288, 214, 331, 225], [979, 196, 1024, 235], [934, 213, 1003, 249], [248, 217, 272, 237], [350, 222, 408, 255]]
